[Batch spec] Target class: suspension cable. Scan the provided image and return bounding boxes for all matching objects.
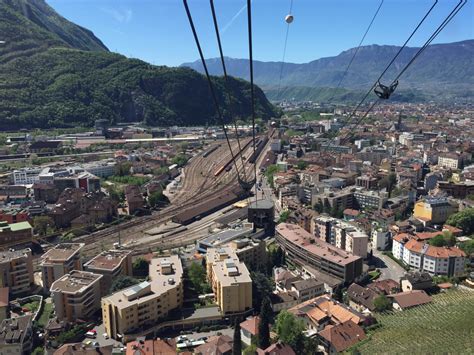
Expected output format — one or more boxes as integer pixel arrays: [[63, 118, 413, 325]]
[[276, 0, 294, 101], [324, 0, 438, 151], [209, 0, 248, 183], [327, 0, 384, 104], [247, 0, 258, 201], [340, 0, 466, 145], [183, 0, 242, 182]]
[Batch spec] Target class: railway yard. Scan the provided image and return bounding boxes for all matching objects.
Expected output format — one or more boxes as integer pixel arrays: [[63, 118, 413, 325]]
[[63, 131, 274, 261]]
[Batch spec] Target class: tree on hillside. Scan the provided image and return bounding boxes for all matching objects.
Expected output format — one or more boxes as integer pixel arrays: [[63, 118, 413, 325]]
[[258, 298, 272, 349], [33, 216, 54, 236], [110, 276, 139, 294], [460, 239, 474, 256], [373, 294, 392, 312], [233, 318, 242, 355], [446, 208, 474, 235], [132, 257, 149, 277], [275, 310, 306, 352], [250, 272, 273, 309], [379, 173, 397, 198], [148, 190, 169, 208]]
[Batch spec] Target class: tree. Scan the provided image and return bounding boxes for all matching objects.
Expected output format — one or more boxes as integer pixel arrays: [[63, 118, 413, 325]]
[[379, 173, 397, 198], [148, 190, 169, 208], [460, 239, 474, 256], [33, 216, 54, 236], [233, 319, 242, 355], [314, 201, 323, 213], [296, 161, 308, 170], [172, 154, 188, 167], [428, 231, 456, 247], [132, 257, 149, 277], [110, 276, 139, 294], [275, 310, 306, 352], [446, 208, 474, 235], [188, 262, 208, 294], [278, 210, 290, 223], [250, 272, 273, 309], [258, 298, 272, 349], [115, 162, 131, 176], [373, 294, 392, 312], [243, 344, 257, 355]]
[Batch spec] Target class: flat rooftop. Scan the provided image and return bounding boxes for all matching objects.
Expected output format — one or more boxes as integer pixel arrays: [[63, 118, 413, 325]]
[[198, 227, 253, 249], [51, 270, 102, 294], [41, 243, 84, 264], [84, 249, 131, 271], [0, 249, 30, 263], [207, 247, 251, 287], [276, 223, 361, 265], [103, 255, 183, 309], [0, 221, 32, 232]]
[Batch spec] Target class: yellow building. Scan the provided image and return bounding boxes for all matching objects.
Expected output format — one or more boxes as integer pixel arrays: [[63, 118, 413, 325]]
[[206, 247, 252, 315], [101, 255, 183, 339], [413, 197, 456, 224]]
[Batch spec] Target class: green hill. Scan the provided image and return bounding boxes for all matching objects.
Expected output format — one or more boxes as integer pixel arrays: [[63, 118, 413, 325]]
[[0, 0, 276, 130]]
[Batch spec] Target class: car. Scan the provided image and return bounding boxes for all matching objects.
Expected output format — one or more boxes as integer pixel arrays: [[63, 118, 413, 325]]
[[85, 331, 97, 339], [103, 333, 109, 339], [198, 336, 208, 341], [84, 340, 92, 346], [177, 335, 188, 342]]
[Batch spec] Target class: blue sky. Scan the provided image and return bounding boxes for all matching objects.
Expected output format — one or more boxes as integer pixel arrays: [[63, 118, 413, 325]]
[[47, 0, 473, 67]]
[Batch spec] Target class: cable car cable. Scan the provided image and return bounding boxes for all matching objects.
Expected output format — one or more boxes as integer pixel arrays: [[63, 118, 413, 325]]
[[276, 0, 294, 101], [183, 0, 243, 182], [209, 0, 248, 183]]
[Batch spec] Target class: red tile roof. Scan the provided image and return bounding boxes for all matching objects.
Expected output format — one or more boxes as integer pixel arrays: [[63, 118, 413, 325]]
[[389, 290, 432, 309], [240, 316, 260, 336], [319, 320, 366, 352]]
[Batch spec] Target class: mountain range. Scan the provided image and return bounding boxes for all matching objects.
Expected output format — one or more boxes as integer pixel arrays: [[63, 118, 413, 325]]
[[0, 0, 276, 130], [182, 40, 474, 102]]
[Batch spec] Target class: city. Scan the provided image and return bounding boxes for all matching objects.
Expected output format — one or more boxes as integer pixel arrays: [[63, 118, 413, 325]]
[[0, 0, 473, 355]]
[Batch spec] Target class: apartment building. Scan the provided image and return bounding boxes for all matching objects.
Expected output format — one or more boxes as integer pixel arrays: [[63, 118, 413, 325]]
[[11, 168, 43, 185], [84, 249, 132, 292], [41, 243, 84, 291], [0, 315, 32, 355], [353, 189, 387, 211], [413, 197, 456, 224], [276, 223, 363, 283], [313, 217, 368, 258], [206, 247, 252, 315], [102, 255, 183, 339], [0, 249, 34, 297], [0, 221, 33, 249], [50, 271, 103, 322], [228, 238, 266, 271], [438, 153, 462, 170], [392, 236, 466, 277]]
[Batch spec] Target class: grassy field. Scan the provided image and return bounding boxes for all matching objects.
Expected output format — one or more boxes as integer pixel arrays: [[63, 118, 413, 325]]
[[355, 289, 474, 354]]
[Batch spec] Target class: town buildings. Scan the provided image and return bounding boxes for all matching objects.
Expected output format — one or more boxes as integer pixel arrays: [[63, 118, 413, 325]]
[[41, 243, 84, 291], [413, 197, 456, 225], [0, 249, 34, 297], [206, 247, 252, 315], [102, 255, 184, 339], [0, 315, 33, 355], [276, 223, 363, 283], [0, 221, 33, 248], [50, 270, 103, 322], [84, 249, 133, 292]]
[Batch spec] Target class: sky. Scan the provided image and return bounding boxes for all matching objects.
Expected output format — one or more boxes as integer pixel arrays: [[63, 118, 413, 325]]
[[47, 0, 473, 67]]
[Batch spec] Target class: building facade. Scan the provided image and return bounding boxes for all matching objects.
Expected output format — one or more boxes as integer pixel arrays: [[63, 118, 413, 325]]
[[41, 243, 84, 291], [0, 249, 34, 297]]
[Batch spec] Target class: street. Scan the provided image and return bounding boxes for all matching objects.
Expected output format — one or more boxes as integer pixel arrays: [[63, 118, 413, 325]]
[[372, 248, 406, 281]]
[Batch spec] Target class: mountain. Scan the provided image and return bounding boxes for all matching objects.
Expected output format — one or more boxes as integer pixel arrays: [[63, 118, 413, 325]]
[[0, 0, 276, 130], [182, 40, 474, 102]]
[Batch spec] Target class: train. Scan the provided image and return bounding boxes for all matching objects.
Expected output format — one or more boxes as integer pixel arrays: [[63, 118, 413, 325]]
[[247, 136, 269, 164], [202, 144, 220, 158]]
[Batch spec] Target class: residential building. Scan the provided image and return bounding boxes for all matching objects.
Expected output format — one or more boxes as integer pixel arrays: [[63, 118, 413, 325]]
[[0, 249, 34, 297], [393, 236, 466, 277], [12, 167, 43, 185], [0, 221, 33, 248], [240, 316, 260, 347], [353, 189, 387, 211], [319, 320, 366, 354], [257, 343, 296, 355], [102, 255, 184, 339], [276, 223, 363, 283], [82, 160, 117, 178], [356, 175, 378, 190], [125, 337, 176, 355], [84, 249, 133, 292], [228, 238, 266, 271], [346, 283, 378, 312], [400, 272, 435, 292], [206, 247, 252, 315], [389, 290, 432, 311], [436, 180, 474, 199], [54, 343, 114, 355], [438, 153, 462, 170], [50, 271, 103, 322], [41, 243, 84, 291], [0, 315, 33, 355], [0, 288, 8, 323], [413, 197, 456, 224], [194, 335, 233, 355], [124, 185, 145, 215], [0, 208, 29, 224]]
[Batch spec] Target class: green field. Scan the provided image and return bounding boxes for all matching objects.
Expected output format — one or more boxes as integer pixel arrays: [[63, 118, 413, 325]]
[[355, 289, 474, 354]]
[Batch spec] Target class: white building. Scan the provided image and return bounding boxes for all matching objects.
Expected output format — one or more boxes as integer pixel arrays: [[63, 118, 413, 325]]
[[12, 167, 44, 185], [438, 154, 461, 170]]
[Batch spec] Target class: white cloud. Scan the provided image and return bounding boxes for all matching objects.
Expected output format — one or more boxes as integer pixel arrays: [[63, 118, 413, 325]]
[[100, 6, 133, 23]]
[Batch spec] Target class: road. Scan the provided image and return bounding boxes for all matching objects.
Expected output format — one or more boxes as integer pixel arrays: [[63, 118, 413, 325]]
[[372, 248, 406, 281]]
